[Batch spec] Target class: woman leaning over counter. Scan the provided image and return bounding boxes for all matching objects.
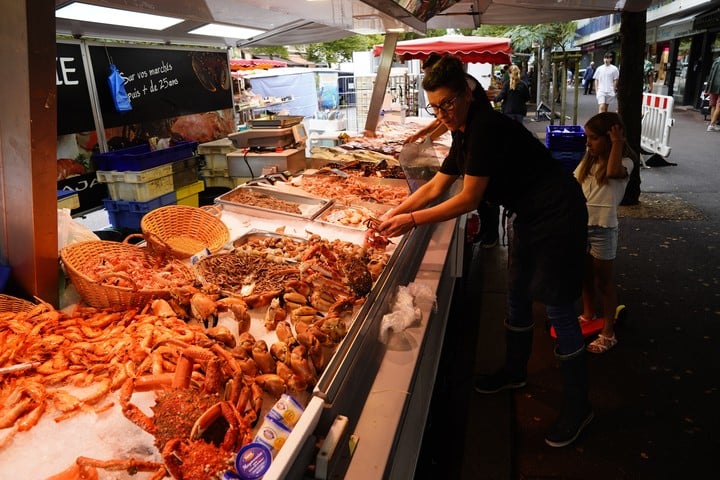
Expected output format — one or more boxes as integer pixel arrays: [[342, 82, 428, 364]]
[[376, 54, 593, 448]]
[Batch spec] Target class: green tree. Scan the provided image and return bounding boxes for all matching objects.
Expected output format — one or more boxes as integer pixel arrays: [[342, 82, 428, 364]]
[[475, 23, 575, 106], [246, 46, 290, 60], [305, 34, 384, 67]]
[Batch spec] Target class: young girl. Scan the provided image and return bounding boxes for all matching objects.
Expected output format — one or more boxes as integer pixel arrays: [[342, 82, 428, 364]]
[[575, 112, 635, 353]]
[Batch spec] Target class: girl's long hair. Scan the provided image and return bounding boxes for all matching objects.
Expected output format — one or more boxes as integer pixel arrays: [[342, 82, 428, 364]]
[[576, 112, 638, 185], [509, 64, 521, 90]]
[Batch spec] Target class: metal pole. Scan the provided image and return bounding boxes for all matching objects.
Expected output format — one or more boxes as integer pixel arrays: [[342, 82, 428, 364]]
[[364, 32, 399, 136]]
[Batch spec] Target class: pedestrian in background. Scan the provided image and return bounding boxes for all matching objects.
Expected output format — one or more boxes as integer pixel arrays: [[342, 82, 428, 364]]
[[644, 57, 655, 93], [377, 55, 592, 448], [574, 112, 635, 353], [494, 64, 531, 123], [583, 62, 595, 95], [594, 52, 620, 113], [705, 55, 720, 132]]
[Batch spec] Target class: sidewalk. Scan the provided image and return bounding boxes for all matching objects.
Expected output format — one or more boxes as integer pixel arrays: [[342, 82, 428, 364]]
[[417, 86, 720, 479]]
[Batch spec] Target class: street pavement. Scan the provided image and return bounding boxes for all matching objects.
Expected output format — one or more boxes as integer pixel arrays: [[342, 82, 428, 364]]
[[416, 86, 720, 479]]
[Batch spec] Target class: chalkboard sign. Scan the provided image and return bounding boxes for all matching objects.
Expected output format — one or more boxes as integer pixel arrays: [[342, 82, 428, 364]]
[[56, 42, 95, 135], [88, 45, 233, 129]]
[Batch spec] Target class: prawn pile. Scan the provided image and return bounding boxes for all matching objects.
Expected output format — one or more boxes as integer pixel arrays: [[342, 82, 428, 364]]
[[0, 299, 217, 448], [76, 250, 192, 290]]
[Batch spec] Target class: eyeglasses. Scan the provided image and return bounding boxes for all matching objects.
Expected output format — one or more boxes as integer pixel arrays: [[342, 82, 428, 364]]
[[425, 94, 460, 116]]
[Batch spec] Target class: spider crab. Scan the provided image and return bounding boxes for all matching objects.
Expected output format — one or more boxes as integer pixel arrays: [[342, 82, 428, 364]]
[[109, 346, 262, 479], [298, 242, 373, 306]]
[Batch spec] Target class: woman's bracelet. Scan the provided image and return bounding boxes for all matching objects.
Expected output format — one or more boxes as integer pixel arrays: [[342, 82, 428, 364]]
[[409, 212, 417, 228]]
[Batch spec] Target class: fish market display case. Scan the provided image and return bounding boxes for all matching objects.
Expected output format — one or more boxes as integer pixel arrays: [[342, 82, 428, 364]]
[[214, 197, 463, 479], [198, 183, 463, 479], [12, 173, 462, 479]]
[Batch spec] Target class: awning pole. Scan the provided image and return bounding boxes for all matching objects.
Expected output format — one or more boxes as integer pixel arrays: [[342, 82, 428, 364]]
[[364, 32, 399, 135]]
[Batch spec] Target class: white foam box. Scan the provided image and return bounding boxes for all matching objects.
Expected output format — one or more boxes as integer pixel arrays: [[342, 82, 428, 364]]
[[309, 133, 343, 148], [307, 118, 347, 132], [227, 148, 307, 177]]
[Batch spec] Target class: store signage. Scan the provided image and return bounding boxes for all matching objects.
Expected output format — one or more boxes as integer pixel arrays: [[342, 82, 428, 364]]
[[87, 45, 233, 129], [56, 43, 95, 135], [656, 18, 700, 42]]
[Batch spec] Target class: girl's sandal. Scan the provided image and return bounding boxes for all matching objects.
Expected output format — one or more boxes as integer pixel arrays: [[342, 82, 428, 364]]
[[587, 334, 618, 354]]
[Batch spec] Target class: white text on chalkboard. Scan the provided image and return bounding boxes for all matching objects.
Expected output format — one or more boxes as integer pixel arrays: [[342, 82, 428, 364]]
[[124, 61, 180, 100]]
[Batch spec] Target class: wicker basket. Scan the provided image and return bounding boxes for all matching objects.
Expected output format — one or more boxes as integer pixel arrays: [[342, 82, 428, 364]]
[[141, 205, 229, 259], [60, 240, 194, 308], [0, 294, 35, 313]]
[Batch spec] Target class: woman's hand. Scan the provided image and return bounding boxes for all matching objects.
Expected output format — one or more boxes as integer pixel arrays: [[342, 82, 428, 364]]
[[404, 132, 423, 144], [376, 212, 416, 238], [608, 124, 624, 144]]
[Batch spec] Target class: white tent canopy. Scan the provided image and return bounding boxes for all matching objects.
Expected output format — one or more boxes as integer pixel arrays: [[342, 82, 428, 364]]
[[54, 1, 657, 48]]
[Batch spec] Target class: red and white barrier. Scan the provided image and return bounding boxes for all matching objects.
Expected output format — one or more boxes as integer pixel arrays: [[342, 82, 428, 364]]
[[641, 93, 674, 159]]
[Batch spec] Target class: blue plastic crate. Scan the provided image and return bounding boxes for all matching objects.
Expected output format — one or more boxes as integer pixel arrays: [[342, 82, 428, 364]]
[[103, 191, 177, 231], [93, 141, 198, 171], [0, 265, 10, 293], [551, 150, 584, 174], [545, 126, 586, 152]]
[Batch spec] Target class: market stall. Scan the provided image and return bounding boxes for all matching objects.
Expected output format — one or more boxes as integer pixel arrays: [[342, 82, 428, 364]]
[[0, 149, 462, 478]]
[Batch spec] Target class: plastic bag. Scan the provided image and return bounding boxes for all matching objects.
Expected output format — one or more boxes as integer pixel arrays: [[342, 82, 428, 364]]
[[398, 136, 439, 192], [57, 208, 100, 253], [108, 64, 132, 112], [379, 283, 437, 344]]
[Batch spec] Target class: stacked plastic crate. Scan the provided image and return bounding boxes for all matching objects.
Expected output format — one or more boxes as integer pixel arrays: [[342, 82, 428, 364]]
[[93, 141, 202, 231], [545, 125, 587, 174], [197, 138, 250, 189]]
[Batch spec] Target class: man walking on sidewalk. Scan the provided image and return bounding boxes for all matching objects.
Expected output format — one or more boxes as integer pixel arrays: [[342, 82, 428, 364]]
[[594, 52, 620, 113], [705, 55, 720, 132]]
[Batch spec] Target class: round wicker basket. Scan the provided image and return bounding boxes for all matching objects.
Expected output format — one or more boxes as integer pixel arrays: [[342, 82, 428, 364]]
[[141, 205, 229, 259], [60, 240, 194, 308], [0, 294, 36, 313]]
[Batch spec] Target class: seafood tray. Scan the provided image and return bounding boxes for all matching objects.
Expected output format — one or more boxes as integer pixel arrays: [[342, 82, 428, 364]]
[[233, 229, 307, 249], [216, 185, 332, 220], [313, 202, 390, 231]]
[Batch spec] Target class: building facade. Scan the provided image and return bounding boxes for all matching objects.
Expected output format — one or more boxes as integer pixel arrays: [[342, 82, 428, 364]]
[[574, 0, 720, 108]]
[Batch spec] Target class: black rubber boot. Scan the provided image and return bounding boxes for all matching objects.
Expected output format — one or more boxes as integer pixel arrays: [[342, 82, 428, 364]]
[[545, 347, 594, 447], [475, 324, 533, 394]]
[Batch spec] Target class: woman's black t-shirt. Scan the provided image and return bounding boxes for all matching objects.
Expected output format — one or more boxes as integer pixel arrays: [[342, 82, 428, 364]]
[[439, 101, 586, 241]]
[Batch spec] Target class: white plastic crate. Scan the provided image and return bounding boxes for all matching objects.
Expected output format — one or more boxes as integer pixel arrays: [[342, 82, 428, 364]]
[[96, 162, 173, 184], [198, 138, 237, 172], [105, 174, 174, 202]]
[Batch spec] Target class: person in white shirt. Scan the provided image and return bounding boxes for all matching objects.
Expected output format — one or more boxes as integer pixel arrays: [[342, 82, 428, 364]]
[[593, 53, 620, 113], [574, 112, 635, 354]]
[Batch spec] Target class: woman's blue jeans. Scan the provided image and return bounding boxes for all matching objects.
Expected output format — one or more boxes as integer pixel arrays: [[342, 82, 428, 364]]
[[508, 288, 584, 356]]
